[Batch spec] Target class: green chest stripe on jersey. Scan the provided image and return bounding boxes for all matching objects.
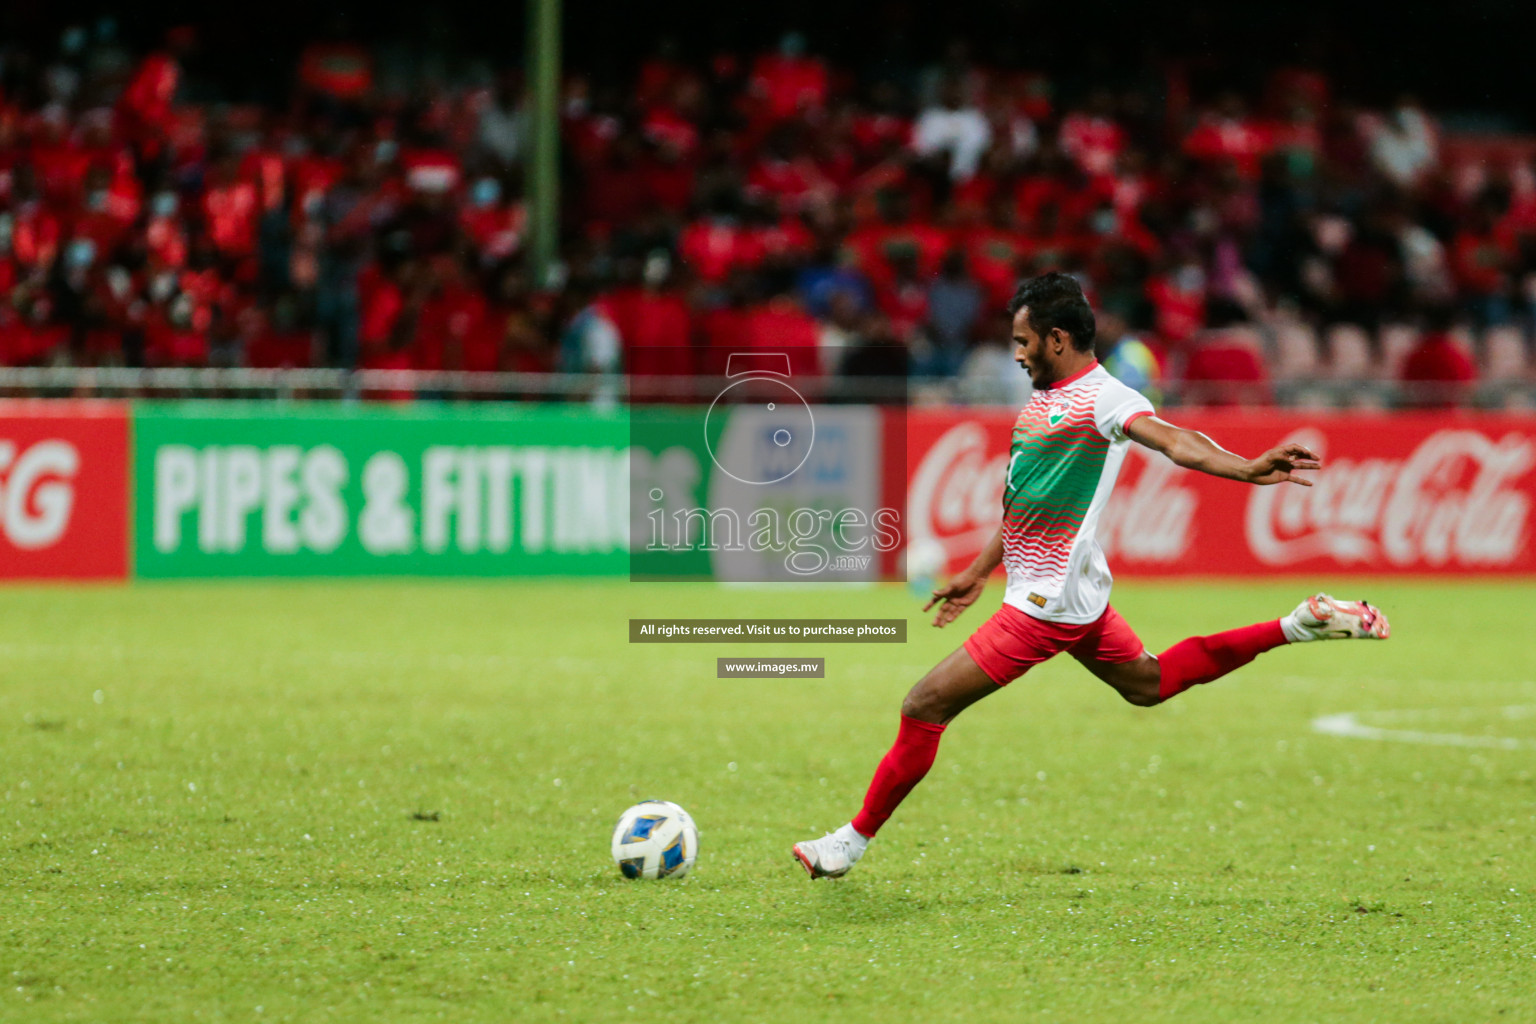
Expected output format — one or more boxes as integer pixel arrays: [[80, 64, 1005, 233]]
[[1003, 411, 1110, 529]]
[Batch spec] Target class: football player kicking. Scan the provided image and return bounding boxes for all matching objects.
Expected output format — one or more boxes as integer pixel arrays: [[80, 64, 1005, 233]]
[[793, 272, 1390, 879]]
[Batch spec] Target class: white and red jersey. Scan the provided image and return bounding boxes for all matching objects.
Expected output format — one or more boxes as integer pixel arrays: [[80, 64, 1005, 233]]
[[1001, 362, 1153, 623]]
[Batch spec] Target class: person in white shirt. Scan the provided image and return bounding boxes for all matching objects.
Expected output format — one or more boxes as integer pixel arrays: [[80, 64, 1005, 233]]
[[911, 77, 992, 182]]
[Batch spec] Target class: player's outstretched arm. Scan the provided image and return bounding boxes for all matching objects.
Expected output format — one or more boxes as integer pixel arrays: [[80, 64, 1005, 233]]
[[1126, 415, 1321, 487], [922, 525, 1002, 627]]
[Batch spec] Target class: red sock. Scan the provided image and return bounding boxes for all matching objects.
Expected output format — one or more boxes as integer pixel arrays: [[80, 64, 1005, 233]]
[[850, 714, 946, 837], [1157, 620, 1288, 702]]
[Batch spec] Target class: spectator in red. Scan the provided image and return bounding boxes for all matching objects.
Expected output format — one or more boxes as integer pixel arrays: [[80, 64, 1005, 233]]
[[1183, 94, 1271, 179], [695, 272, 753, 356], [8, 180, 63, 272], [878, 251, 930, 345], [642, 80, 704, 159], [358, 261, 412, 359], [680, 195, 760, 285], [413, 257, 488, 371], [583, 132, 653, 237], [1146, 253, 1209, 347], [748, 34, 828, 125], [144, 294, 209, 367], [746, 124, 832, 212], [641, 140, 698, 217], [73, 165, 137, 256], [961, 195, 1029, 311], [846, 191, 947, 293], [299, 40, 374, 103], [1059, 91, 1125, 177], [459, 177, 525, 266], [242, 300, 316, 369], [1014, 145, 1101, 234], [0, 293, 67, 365], [118, 28, 191, 169], [30, 114, 93, 206], [850, 81, 911, 162], [740, 287, 820, 378], [603, 254, 696, 380], [1450, 200, 1515, 326], [203, 155, 261, 259], [1400, 306, 1477, 408]]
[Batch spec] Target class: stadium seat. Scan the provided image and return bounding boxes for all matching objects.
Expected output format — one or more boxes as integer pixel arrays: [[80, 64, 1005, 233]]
[[1271, 323, 1322, 380], [1324, 323, 1375, 379], [1482, 326, 1530, 380], [1378, 323, 1420, 375], [1179, 330, 1273, 406]]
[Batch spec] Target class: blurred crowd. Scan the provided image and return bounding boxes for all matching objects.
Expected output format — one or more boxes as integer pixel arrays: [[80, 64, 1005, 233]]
[[3, 23, 1536, 406]]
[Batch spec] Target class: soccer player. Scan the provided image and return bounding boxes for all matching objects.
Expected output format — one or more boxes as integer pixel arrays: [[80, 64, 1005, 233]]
[[793, 272, 1390, 879]]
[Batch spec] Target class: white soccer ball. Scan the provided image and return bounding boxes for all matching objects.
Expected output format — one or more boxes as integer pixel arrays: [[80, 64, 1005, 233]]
[[610, 800, 699, 880]]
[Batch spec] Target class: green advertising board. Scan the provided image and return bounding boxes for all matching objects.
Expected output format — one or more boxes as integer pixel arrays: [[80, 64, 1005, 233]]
[[133, 403, 635, 577]]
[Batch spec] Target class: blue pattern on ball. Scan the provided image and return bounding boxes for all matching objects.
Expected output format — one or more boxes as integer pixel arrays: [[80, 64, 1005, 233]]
[[622, 814, 665, 844], [658, 834, 687, 876]]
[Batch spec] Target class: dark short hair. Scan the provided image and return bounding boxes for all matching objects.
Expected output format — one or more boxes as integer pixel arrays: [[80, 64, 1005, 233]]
[[1007, 272, 1096, 352]]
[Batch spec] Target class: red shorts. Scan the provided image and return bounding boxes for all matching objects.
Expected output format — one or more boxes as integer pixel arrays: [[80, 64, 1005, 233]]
[[963, 602, 1146, 686]]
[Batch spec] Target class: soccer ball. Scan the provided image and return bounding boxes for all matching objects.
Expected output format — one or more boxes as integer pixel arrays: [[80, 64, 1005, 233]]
[[610, 800, 698, 880]]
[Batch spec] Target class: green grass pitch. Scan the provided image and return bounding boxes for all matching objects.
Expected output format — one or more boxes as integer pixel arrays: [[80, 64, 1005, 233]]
[[3, 578, 1535, 1022]]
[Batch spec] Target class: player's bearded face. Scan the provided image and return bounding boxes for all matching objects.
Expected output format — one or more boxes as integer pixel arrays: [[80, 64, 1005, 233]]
[[1012, 308, 1050, 388]]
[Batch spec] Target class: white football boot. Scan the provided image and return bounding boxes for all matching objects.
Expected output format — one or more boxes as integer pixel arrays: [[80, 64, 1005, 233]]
[[1282, 593, 1391, 642], [792, 825, 867, 879]]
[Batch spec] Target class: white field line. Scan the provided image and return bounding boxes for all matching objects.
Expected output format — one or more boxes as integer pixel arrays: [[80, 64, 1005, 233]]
[[1312, 706, 1536, 750]]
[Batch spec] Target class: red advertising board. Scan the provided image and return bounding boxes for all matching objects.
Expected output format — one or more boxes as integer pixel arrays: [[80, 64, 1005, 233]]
[[0, 401, 130, 580], [907, 408, 1536, 576]]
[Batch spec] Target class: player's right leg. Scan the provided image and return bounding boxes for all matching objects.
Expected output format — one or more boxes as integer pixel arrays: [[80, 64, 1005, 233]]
[[1071, 594, 1389, 708]]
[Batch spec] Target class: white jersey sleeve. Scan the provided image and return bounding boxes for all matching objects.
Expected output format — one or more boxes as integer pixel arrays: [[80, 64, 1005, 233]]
[[1093, 375, 1155, 442]]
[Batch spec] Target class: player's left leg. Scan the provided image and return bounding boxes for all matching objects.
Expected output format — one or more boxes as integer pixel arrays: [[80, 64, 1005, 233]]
[[794, 605, 1080, 879], [792, 646, 999, 879]]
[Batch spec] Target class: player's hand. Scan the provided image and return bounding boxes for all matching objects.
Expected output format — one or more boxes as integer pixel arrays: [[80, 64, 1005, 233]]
[[1243, 442, 1322, 486], [923, 573, 987, 628]]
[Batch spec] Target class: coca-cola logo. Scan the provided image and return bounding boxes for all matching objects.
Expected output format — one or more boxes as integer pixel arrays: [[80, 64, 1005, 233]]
[[909, 421, 1196, 571], [1098, 447, 1197, 562], [0, 438, 79, 550], [908, 422, 1009, 569], [1247, 428, 1533, 567]]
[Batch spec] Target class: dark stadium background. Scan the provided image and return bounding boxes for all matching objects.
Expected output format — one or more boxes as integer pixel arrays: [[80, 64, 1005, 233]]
[[3, 1, 1534, 122]]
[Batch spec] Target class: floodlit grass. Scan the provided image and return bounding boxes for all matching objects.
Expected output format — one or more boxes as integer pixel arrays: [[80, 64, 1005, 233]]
[[2, 578, 1534, 1022]]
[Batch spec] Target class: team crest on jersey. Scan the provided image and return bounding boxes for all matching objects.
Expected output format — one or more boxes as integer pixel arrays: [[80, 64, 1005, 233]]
[[1047, 400, 1070, 426]]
